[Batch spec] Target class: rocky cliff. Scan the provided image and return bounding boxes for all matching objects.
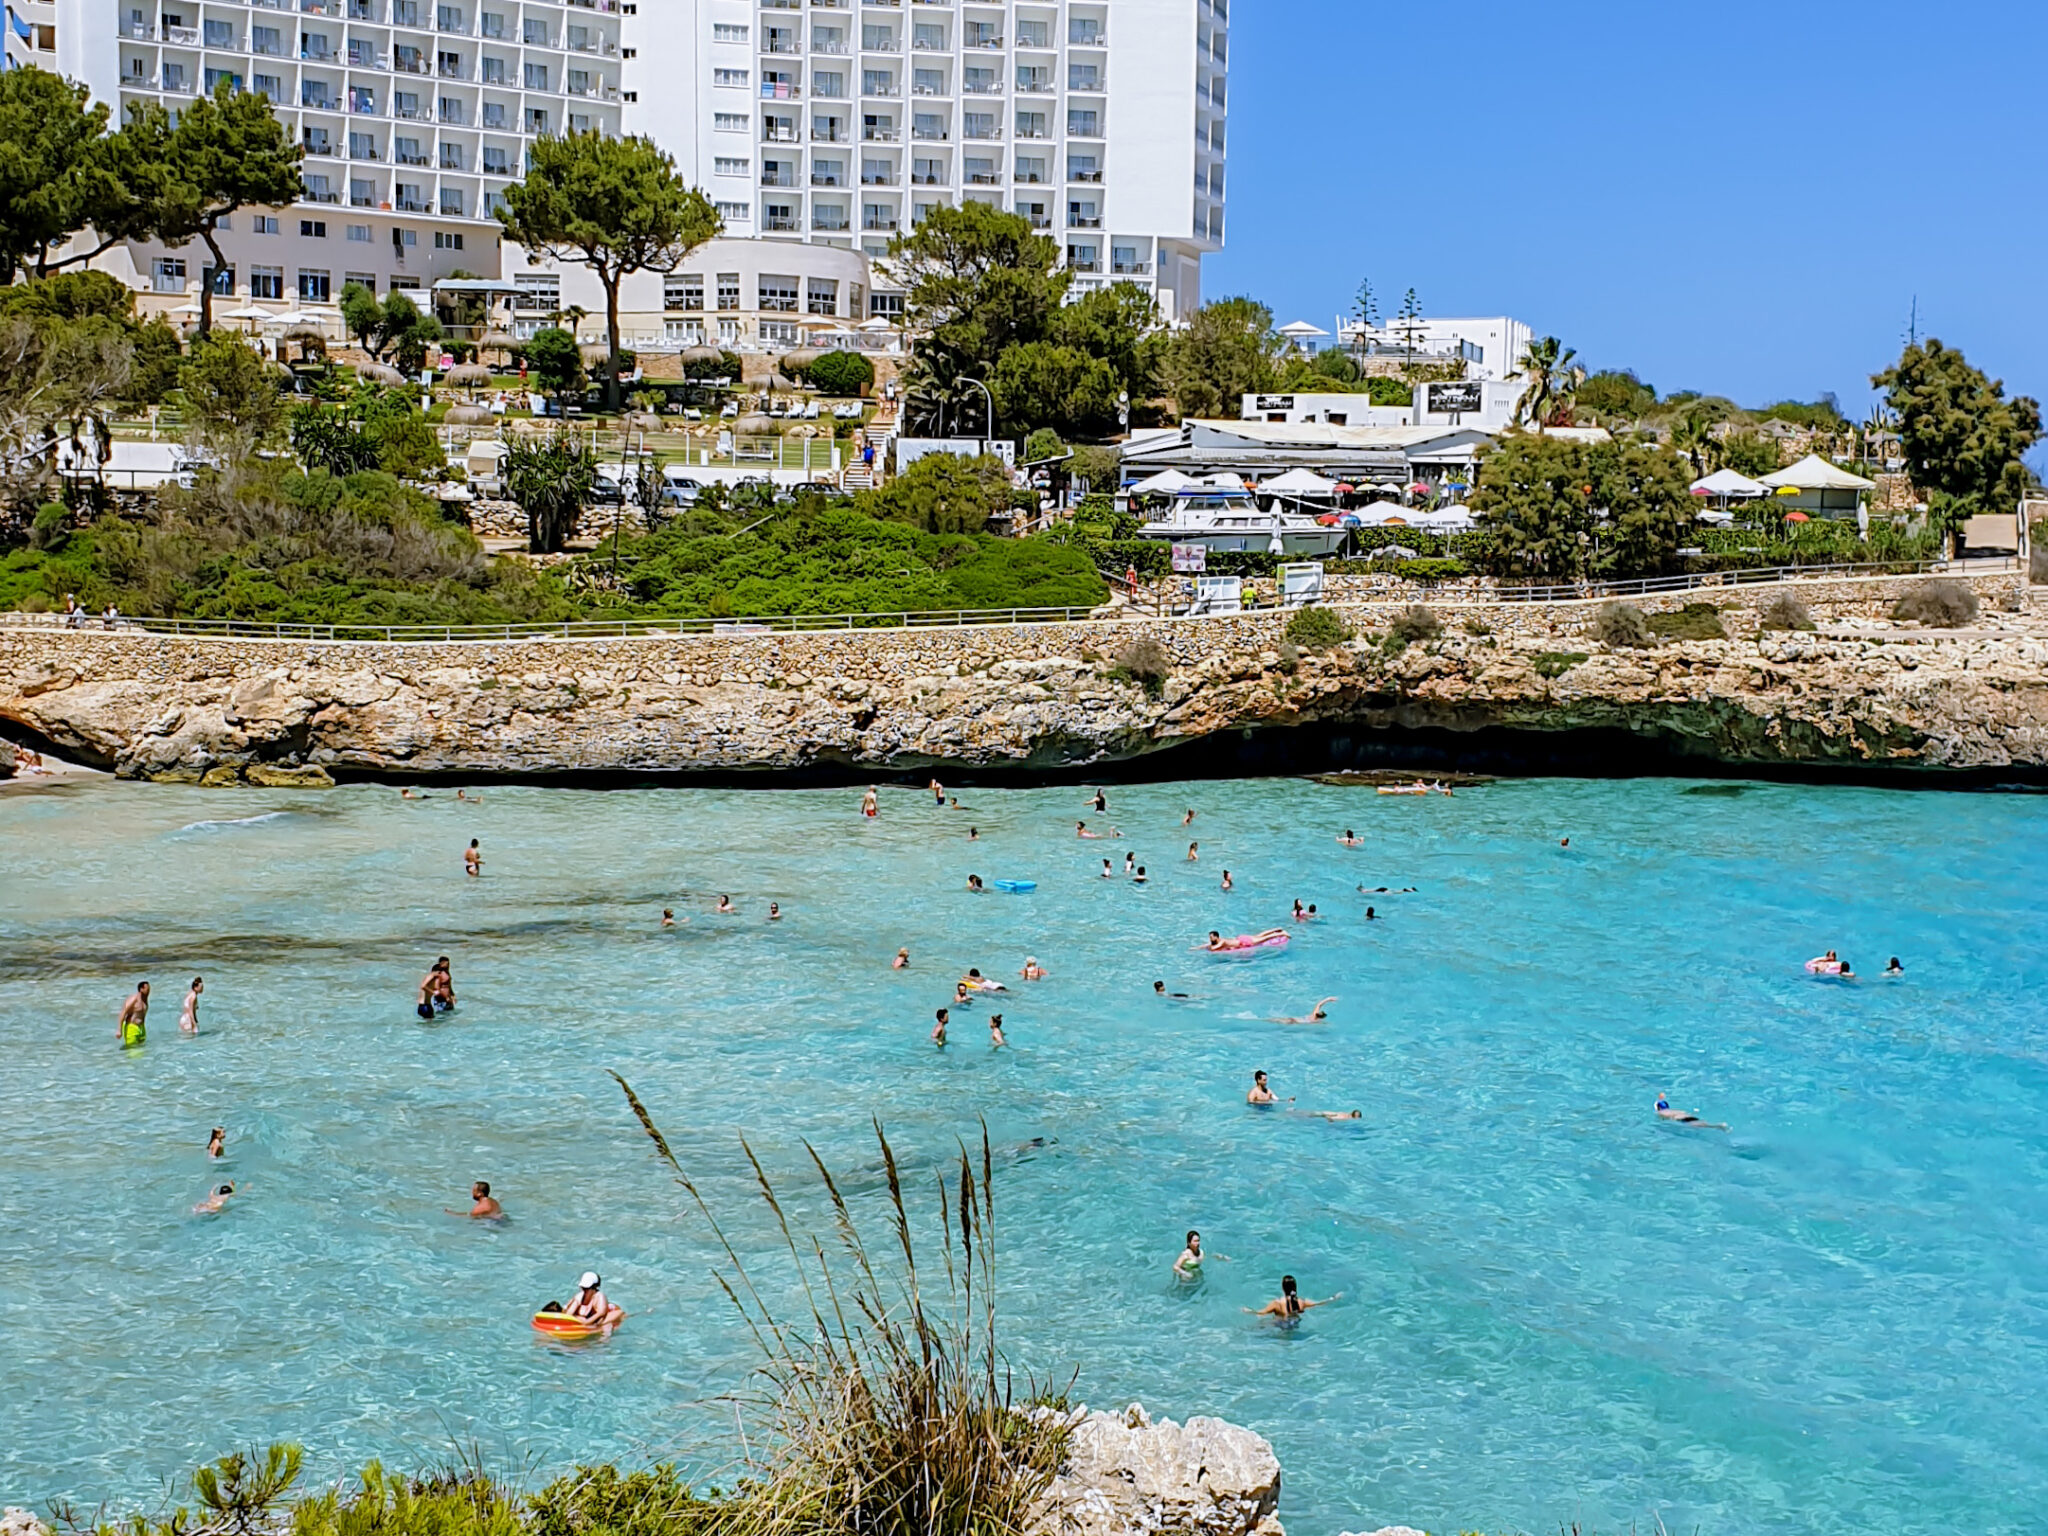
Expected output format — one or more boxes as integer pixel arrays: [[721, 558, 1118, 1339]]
[[2, 575, 2044, 782]]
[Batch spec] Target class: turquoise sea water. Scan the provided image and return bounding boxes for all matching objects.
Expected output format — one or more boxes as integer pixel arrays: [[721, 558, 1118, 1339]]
[[3, 774, 2045, 1535]]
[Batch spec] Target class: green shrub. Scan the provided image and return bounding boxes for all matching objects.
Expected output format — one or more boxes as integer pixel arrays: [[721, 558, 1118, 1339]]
[[804, 349, 874, 396], [527, 1465, 722, 1536], [1533, 650, 1589, 678], [1890, 579, 1980, 627], [29, 501, 69, 550], [1759, 593, 1815, 631], [1393, 557, 1470, 583], [1461, 616, 1491, 636], [1284, 604, 1353, 650], [1592, 600, 1658, 649], [1387, 604, 1441, 644], [1646, 601, 1727, 641]]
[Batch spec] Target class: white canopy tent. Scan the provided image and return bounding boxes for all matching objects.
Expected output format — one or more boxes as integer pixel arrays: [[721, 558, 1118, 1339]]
[[1761, 454, 1876, 523], [1345, 500, 1414, 526], [1689, 468, 1768, 499], [1259, 468, 1342, 496], [1127, 469, 1202, 497], [1408, 505, 1477, 532], [1277, 320, 1331, 354]]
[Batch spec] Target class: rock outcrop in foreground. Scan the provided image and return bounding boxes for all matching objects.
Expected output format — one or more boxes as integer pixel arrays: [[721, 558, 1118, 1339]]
[[3, 575, 2043, 781], [1030, 1404, 1284, 1536]]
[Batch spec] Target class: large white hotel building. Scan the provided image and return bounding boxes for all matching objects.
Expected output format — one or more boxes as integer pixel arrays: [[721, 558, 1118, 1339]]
[[34, 0, 1226, 341]]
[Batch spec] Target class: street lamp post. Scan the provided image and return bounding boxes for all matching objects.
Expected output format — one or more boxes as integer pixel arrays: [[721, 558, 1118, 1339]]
[[959, 376, 996, 443]]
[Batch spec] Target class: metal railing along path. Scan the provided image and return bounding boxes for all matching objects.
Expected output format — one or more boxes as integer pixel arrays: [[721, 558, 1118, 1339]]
[[2, 559, 2018, 646]]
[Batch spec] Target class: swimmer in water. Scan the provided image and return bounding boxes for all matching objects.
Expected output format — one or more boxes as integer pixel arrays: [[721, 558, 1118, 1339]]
[[861, 786, 879, 818], [893, 947, 910, 969], [962, 968, 1006, 992], [661, 908, 675, 928], [717, 895, 734, 913], [967, 874, 986, 893], [1270, 997, 1337, 1025], [1308, 1110, 1363, 1122], [988, 1013, 1006, 1048], [1133, 865, 1148, 884], [1077, 821, 1120, 839], [1183, 808, 1196, 826], [464, 838, 482, 877], [931, 1008, 949, 1045], [1337, 830, 1363, 846], [1248, 1275, 1337, 1320], [1291, 899, 1308, 921], [953, 982, 973, 1007], [1188, 842, 1199, 862], [968, 827, 980, 841], [1124, 851, 1135, 875], [1174, 1229, 1228, 1277], [1655, 1094, 1728, 1131], [178, 976, 203, 1034], [1560, 837, 1570, 848], [118, 981, 150, 1046], [1363, 906, 1377, 921], [1208, 928, 1287, 952], [768, 902, 782, 921], [1154, 980, 1190, 998], [1247, 1069, 1289, 1105], [1102, 858, 1114, 878], [453, 1180, 503, 1218], [1357, 885, 1418, 894], [1884, 956, 1904, 976], [1221, 870, 1234, 891], [930, 778, 945, 805], [1092, 789, 1107, 813], [457, 788, 481, 804], [206, 1126, 226, 1158], [194, 1182, 236, 1214], [1020, 957, 1047, 980]]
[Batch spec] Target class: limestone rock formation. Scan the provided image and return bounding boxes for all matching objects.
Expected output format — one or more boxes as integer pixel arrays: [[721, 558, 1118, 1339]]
[[1, 576, 2043, 782], [1030, 1404, 1283, 1536]]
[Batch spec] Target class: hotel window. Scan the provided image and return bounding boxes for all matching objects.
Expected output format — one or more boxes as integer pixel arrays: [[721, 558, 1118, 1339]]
[[482, 146, 510, 174], [716, 273, 741, 310], [1015, 19, 1048, 47], [1068, 62, 1100, 91], [522, 17, 547, 43], [253, 215, 279, 235], [439, 188, 465, 216], [815, 71, 847, 98], [712, 22, 748, 42], [523, 62, 548, 90], [150, 257, 186, 293], [481, 56, 505, 83], [1067, 108, 1100, 137], [712, 68, 748, 87], [716, 201, 751, 223], [300, 219, 327, 237], [758, 275, 799, 313], [481, 103, 507, 128], [435, 231, 464, 249], [347, 224, 372, 241], [253, 73, 284, 98], [345, 270, 378, 294], [714, 156, 750, 176], [714, 112, 748, 131], [665, 273, 704, 311], [806, 278, 837, 316], [514, 272, 558, 311], [298, 269, 332, 301], [760, 319, 798, 346], [249, 266, 284, 299]]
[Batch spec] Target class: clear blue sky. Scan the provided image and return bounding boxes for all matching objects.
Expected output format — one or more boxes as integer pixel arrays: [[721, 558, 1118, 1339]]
[[1207, 0, 2048, 423]]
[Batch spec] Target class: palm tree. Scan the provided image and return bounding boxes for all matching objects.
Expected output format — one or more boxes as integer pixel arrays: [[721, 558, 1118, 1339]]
[[1669, 403, 1720, 479], [1513, 336, 1584, 431]]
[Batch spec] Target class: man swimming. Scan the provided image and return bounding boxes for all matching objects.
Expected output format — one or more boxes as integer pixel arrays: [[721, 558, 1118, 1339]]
[[194, 1182, 236, 1214], [466, 1180, 503, 1218], [768, 902, 783, 920], [1884, 956, 1904, 976], [1247, 1069, 1285, 1104], [1133, 865, 1149, 884], [661, 908, 676, 927], [966, 874, 986, 893], [1337, 830, 1363, 846], [1308, 1110, 1364, 1122], [1655, 1094, 1728, 1131], [1077, 821, 1120, 839], [931, 1007, 949, 1045], [930, 778, 945, 805], [178, 976, 203, 1034], [1154, 980, 1190, 999], [464, 839, 482, 877], [1271, 997, 1337, 1025], [1247, 1275, 1337, 1321], [861, 787, 879, 818], [1357, 885, 1418, 894], [968, 827, 980, 841], [118, 981, 150, 1046]]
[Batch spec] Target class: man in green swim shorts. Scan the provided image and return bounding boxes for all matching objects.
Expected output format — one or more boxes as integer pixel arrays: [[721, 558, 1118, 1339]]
[[117, 981, 150, 1046]]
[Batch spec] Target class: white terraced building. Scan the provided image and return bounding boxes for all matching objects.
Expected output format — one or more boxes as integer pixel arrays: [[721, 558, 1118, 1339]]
[[54, 0, 625, 307], [622, 0, 1229, 322]]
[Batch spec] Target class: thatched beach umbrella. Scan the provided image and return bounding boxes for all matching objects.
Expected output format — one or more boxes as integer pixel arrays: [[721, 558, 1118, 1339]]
[[478, 329, 518, 362], [281, 322, 328, 361], [780, 348, 824, 373], [357, 362, 406, 387], [678, 344, 724, 369], [733, 413, 773, 435], [443, 362, 493, 401], [579, 343, 614, 366]]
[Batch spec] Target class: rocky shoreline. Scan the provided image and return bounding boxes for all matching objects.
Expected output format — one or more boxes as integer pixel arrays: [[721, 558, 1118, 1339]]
[[2, 574, 2044, 784]]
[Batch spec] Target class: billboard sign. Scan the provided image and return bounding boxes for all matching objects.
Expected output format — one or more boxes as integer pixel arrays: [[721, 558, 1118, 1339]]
[[1426, 381, 1484, 415], [1190, 576, 1242, 616], [1171, 542, 1208, 573], [1279, 562, 1325, 605]]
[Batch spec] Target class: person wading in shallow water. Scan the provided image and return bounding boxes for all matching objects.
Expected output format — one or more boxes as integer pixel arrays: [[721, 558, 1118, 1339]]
[[118, 982, 150, 1046], [1247, 1274, 1338, 1321]]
